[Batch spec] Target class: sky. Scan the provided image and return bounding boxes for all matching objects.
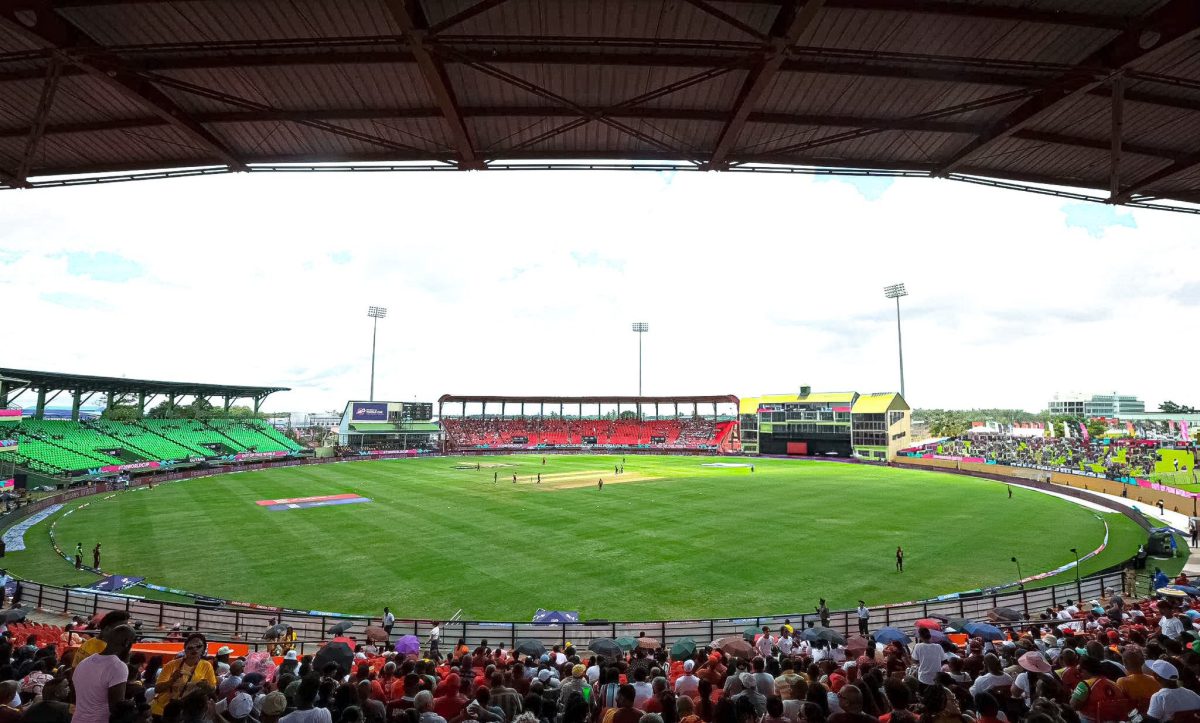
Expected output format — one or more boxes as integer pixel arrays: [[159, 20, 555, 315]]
[[1, 168, 1197, 415]]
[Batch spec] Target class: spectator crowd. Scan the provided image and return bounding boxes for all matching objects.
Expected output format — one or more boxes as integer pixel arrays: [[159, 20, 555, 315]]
[[12, 583, 1200, 723]]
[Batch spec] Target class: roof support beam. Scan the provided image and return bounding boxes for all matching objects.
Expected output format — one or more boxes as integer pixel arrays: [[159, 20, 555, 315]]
[[0, 3, 247, 171], [17, 54, 61, 183], [679, 0, 768, 41], [1112, 151, 1200, 203], [427, 0, 510, 35], [705, 0, 824, 169], [1109, 75, 1124, 199], [385, 0, 481, 169], [935, 0, 1200, 175]]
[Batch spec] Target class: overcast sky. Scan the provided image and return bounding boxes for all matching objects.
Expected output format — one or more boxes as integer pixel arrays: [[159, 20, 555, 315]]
[[1, 169, 1196, 414]]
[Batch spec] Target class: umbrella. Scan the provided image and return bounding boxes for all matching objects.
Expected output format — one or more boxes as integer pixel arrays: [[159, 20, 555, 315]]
[[962, 622, 1004, 640], [1167, 585, 1200, 596], [914, 618, 942, 631], [927, 630, 952, 648], [637, 637, 661, 650], [394, 635, 421, 656], [1, 608, 26, 623], [365, 626, 388, 643], [670, 638, 696, 662], [263, 623, 288, 640], [803, 626, 845, 646], [743, 626, 760, 642], [515, 639, 546, 657], [616, 637, 639, 652], [588, 639, 624, 658], [947, 618, 973, 631], [989, 607, 1022, 622], [844, 635, 869, 655], [873, 627, 911, 646], [331, 636, 356, 647], [1158, 587, 1188, 598], [711, 636, 754, 659], [329, 621, 354, 636], [1185, 610, 1200, 620], [244, 651, 276, 680], [313, 641, 354, 677]]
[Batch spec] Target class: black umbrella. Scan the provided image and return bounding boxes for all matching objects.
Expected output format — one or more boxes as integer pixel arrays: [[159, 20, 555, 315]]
[[328, 621, 354, 636], [588, 639, 624, 658], [989, 607, 1022, 622], [313, 641, 354, 677], [802, 626, 845, 646], [1, 608, 26, 623], [514, 639, 546, 657], [263, 623, 288, 640]]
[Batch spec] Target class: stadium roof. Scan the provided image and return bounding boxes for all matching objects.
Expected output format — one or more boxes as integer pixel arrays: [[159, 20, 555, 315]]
[[3, 1, 1200, 212], [850, 392, 909, 414], [0, 368, 289, 399], [439, 394, 738, 405]]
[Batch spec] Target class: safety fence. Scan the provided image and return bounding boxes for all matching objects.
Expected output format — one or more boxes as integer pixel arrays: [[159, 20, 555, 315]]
[[14, 569, 1135, 657]]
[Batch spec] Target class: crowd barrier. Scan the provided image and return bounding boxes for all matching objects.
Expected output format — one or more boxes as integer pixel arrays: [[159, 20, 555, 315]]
[[14, 570, 1130, 657], [2, 454, 1149, 656]]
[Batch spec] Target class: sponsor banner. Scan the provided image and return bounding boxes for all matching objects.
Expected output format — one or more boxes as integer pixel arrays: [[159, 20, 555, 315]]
[[85, 575, 145, 592], [351, 402, 388, 421], [0, 439, 17, 451], [1137, 479, 1199, 499], [0, 479, 11, 490], [0, 410, 20, 419], [832, 406, 851, 413], [256, 493, 362, 506], [928, 454, 986, 463], [757, 405, 781, 413], [264, 496, 371, 511], [234, 451, 288, 462], [2, 503, 62, 552], [88, 461, 162, 475], [356, 449, 420, 457]]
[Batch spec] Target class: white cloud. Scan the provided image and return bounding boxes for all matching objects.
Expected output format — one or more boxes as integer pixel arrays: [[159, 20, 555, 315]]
[[0, 170, 1197, 414]]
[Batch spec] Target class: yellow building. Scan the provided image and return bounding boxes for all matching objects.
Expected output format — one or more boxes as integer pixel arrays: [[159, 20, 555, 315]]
[[740, 386, 911, 460]]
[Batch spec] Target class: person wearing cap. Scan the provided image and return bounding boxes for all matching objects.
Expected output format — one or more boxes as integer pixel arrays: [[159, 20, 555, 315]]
[[220, 689, 255, 723], [674, 661, 699, 698], [731, 672, 766, 717], [558, 665, 589, 717], [260, 690, 289, 723], [219, 659, 246, 698], [1147, 659, 1200, 721]]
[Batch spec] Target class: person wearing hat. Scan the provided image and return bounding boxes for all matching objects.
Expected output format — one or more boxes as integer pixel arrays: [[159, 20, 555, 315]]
[[558, 664, 589, 717], [219, 659, 246, 698], [260, 690, 289, 723], [1012, 651, 1052, 706], [731, 672, 767, 717], [674, 660, 699, 698], [1147, 659, 1200, 721], [220, 689, 255, 723]]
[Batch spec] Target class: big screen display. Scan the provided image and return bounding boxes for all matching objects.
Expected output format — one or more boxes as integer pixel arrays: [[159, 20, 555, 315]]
[[351, 402, 388, 421]]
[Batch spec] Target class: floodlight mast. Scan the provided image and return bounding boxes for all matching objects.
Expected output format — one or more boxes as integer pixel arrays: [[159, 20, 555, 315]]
[[883, 284, 908, 399], [367, 306, 387, 401], [632, 323, 649, 396]]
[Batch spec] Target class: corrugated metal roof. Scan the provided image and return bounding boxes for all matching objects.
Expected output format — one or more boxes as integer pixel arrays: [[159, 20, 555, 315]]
[[0, 0, 1198, 209]]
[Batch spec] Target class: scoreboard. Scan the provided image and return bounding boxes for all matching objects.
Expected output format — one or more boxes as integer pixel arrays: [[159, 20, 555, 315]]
[[401, 402, 434, 421]]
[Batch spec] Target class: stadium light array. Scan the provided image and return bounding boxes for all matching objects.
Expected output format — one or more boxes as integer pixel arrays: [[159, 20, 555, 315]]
[[883, 284, 908, 399], [367, 306, 388, 401], [632, 323, 649, 397]]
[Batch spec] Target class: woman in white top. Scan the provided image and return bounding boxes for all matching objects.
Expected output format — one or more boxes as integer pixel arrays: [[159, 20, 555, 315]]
[[969, 654, 1014, 697]]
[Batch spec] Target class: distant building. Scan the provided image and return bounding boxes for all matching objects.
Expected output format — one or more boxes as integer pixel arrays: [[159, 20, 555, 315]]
[[301, 411, 342, 428], [1048, 392, 1144, 417], [739, 386, 912, 461]]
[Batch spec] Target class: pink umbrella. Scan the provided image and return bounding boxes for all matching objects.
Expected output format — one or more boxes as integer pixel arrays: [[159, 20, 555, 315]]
[[244, 651, 277, 680]]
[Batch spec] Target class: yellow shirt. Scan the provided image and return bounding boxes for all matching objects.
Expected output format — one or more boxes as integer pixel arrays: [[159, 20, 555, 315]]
[[151, 658, 217, 716], [1117, 674, 1162, 712], [70, 637, 105, 667]]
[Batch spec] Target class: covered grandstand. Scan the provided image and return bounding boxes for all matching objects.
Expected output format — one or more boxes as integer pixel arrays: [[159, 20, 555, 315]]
[[438, 394, 740, 453], [0, 369, 304, 479], [1, 1, 1200, 213]]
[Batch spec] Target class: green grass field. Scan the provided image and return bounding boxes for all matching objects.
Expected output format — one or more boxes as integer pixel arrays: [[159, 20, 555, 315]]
[[4, 455, 1159, 621]]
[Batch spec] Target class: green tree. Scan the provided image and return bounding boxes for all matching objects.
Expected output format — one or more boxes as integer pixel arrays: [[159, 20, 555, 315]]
[[928, 410, 970, 437], [1160, 401, 1197, 414], [147, 400, 185, 419], [1085, 419, 1108, 439], [189, 397, 216, 420], [101, 394, 140, 421]]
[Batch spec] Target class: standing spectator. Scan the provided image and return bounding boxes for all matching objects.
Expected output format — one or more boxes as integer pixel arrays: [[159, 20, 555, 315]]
[[911, 627, 943, 693], [71, 625, 135, 723], [896, 547, 904, 573], [74, 543, 83, 570], [855, 602, 870, 636], [92, 543, 101, 569], [674, 661, 700, 698], [816, 600, 830, 628], [383, 608, 395, 641], [755, 628, 773, 659]]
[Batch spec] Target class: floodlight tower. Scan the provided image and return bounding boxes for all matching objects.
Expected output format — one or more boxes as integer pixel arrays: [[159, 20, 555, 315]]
[[883, 283, 909, 398], [632, 323, 649, 396], [367, 306, 387, 401]]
